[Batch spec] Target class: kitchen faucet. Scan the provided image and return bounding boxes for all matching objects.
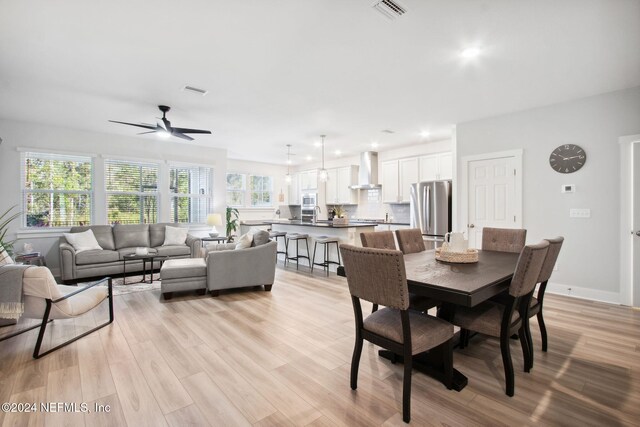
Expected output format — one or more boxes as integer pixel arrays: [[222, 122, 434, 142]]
[[312, 205, 321, 223]]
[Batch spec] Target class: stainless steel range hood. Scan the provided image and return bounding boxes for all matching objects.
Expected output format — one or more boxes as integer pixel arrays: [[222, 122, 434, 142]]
[[350, 151, 382, 189]]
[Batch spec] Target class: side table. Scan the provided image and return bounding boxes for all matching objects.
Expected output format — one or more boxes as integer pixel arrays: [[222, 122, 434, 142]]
[[201, 236, 228, 246], [14, 254, 47, 267], [122, 254, 167, 284]]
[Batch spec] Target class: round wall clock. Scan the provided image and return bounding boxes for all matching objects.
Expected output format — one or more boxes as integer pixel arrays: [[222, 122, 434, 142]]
[[549, 144, 586, 174]]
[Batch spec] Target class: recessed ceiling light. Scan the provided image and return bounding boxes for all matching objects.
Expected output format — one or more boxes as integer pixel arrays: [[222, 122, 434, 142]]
[[420, 130, 430, 138], [314, 141, 321, 147], [286, 159, 292, 165], [306, 155, 312, 161], [371, 141, 379, 148], [335, 150, 342, 156], [460, 47, 481, 59]]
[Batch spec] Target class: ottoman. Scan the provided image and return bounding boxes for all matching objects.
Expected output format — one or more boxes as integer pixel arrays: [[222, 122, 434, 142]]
[[160, 258, 207, 300]]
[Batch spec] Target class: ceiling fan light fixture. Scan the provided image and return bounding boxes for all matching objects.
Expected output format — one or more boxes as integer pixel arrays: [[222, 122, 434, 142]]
[[157, 130, 171, 139]]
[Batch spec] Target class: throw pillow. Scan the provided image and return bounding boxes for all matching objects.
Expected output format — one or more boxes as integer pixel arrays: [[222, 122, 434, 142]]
[[64, 229, 102, 254], [235, 232, 253, 250], [163, 226, 188, 246], [0, 248, 15, 267], [251, 230, 270, 247]]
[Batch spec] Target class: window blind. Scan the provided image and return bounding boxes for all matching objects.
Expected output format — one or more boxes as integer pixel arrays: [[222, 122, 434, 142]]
[[22, 152, 93, 227], [105, 159, 159, 224]]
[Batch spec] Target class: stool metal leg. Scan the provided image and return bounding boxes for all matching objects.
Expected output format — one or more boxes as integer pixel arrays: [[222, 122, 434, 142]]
[[304, 238, 311, 268], [311, 242, 318, 272], [296, 239, 300, 270]]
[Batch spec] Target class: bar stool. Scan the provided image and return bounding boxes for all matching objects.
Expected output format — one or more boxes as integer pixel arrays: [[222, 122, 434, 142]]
[[269, 230, 287, 261], [311, 236, 341, 276], [285, 233, 310, 270]]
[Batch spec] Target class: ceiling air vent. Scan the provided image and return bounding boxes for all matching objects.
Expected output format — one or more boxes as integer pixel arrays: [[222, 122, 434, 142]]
[[372, 0, 407, 20], [182, 85, 208, 96]]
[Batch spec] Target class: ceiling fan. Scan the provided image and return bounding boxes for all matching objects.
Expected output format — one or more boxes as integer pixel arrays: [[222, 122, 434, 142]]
[[109, 105, 211, 141]]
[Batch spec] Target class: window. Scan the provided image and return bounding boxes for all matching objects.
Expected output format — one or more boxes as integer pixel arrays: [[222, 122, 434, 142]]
[[105, 159, 158, 224], [169, 165, 212, 223], [22, 152, 93, 227], [249, 175, 273, 207], [226, 173, 245, 206]]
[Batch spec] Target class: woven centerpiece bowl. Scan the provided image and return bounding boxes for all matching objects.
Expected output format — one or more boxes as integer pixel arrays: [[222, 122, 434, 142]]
[[435, 248, 479, 263]]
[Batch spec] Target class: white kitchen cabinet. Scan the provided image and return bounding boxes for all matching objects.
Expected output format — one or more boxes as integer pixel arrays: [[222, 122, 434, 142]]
[[418, 152, 452, 181], [399, 158, 418, 203], [381, 160, 400, 203], [300, 169, 318, 191], [325, 166, 358, 204], [288, 173, 300, 205]]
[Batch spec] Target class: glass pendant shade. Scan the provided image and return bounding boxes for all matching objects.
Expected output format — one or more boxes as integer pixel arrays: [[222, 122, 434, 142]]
[[318, 168, 328, 182]]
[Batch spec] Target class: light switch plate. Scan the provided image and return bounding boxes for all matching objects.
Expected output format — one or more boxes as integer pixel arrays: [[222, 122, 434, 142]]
[[561, 184, 575, 193], [570, 208, 590, 218]]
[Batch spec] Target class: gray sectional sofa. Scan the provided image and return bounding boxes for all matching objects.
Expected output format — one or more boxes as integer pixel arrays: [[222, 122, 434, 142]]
[[59, 223, 201, 282]]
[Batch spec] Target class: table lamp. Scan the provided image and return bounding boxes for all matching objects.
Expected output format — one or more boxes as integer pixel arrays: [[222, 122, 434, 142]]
[[207, 213, 223, 237]]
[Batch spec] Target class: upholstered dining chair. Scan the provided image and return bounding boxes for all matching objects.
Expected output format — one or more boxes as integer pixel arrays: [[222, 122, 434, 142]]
[[0, 265, 113, 359], [359, 231, 396, 313], [482, 227, 527, 253], [340, 244, 454, 423], [395, 228, 426, 254], [453, 241, 549, 396], [527, 236, 564, 354]]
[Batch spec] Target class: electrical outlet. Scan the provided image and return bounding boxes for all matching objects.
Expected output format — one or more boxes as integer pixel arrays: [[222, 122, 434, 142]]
[[569, 208, 590, 218]]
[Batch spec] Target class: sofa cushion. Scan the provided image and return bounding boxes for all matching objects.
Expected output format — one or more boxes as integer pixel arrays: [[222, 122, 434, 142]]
[[70, 225, 116, 250], [163, 226, 188, 246], [155, 245, 191, 257], [76, 249, 120, 265], [118, 247, 158, 259], [64, 229, 103, 254], [149, 223, 172, 248], [251, 230, 271, 247], [113, 224, 150, 249], [161, 258, 206, 280], [235, 233, 253, 250]]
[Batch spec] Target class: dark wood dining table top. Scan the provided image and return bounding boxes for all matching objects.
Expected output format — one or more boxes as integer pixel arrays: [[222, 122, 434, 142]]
[[402, 249, 520, 307]]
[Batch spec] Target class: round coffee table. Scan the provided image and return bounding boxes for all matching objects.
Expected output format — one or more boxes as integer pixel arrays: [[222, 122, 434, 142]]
[[122, 253, 167, 284]]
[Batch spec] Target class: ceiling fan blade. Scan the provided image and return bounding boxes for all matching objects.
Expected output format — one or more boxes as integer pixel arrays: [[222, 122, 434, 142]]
[[172, 127, 212, 134], [137, 131, 157, 135], [171, 132, 194, 141], [109, 120, 157, 130], [156, 120, 167, 131]]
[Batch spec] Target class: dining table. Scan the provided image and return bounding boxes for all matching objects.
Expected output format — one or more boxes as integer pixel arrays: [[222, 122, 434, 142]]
[[337, 248, 520, 391]]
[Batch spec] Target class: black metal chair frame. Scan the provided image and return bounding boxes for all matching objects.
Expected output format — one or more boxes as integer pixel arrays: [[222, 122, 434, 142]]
[[0, 277, 114, 359], [350, 296, 453, 423], [285, 236, 310, 270], [311, 239, 341, 276]]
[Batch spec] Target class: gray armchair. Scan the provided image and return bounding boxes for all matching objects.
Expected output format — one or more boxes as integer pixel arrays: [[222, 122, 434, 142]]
[[205, 240, 277, 295]]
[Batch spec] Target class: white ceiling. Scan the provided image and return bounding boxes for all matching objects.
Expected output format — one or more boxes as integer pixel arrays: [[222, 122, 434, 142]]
[[1, 0, 639, 165]]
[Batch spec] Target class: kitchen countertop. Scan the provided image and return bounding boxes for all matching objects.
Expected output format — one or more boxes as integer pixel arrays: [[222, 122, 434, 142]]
[[241, 220, 379, 228]]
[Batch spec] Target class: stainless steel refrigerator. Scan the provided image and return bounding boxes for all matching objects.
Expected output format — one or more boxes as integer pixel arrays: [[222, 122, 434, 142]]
[[410, 180, 452, 247]]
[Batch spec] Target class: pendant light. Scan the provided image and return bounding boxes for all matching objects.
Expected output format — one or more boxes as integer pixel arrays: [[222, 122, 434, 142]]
[[318, 135, 328, 182], [285, 144, 293, 185]]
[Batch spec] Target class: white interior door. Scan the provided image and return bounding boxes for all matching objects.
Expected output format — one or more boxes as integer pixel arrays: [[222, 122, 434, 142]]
[[467, 156, 518, 248], [633, 143, 640, 307]]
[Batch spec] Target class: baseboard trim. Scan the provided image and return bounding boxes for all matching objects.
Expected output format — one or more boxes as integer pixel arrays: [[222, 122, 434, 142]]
[[546, 281, 621, 305]]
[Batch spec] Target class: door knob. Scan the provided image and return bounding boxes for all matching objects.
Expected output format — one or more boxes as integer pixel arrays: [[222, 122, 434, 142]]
[[468, 224, 475, 228], [636, 230, 640, 237]]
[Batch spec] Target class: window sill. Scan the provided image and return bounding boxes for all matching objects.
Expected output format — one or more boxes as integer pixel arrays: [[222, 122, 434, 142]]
[[17, 228, 71, 239]]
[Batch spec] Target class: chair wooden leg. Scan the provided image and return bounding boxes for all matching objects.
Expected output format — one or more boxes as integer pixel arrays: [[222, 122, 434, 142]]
[[459, 329, 468, 349], [210, 290, 220, 297], [519, 325, 532, 373], [163, 292, 173, 300], [350, 338, 363, 390], [523, 316, 534, 371], [537, 311, 548, 352], [402, 352, 412, 423], [500, 331, 515, 396], [264, 284, 272, 292]]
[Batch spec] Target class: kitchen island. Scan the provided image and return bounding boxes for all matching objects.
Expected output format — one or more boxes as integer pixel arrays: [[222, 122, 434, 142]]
[[241, 220, 376, 271]]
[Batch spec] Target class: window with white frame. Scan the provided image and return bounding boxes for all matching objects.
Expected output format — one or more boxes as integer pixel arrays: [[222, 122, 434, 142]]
[[105, 159, 159, 224], [249, 175, 273, 207], [169, 165, 213, 223], [226, 173, 245, 207], [22, 152, 93, 227]]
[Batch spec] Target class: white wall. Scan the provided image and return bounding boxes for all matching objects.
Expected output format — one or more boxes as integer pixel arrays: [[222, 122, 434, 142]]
[[0, 118, 228, 274], [456, 87, 640, 303]]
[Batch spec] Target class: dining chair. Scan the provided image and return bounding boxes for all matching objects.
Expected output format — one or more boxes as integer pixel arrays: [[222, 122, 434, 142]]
[[340, 244, 454, 423], [482, 227, 527, 253], [527, 236, 564, 353], [0, 266, 113, 359], [395, 228, 426, 254], [452, 240, 549, 396], [359, 231, 396, 313]]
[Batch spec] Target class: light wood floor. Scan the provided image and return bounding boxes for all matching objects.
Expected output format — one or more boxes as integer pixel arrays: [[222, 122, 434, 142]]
[[1, 265, 639, 426]]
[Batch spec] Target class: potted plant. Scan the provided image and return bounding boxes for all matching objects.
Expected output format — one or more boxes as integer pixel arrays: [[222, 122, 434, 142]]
[[0, 205, 21, 256], [225, 207, 240, 242], [332, 205, 348, 225]]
